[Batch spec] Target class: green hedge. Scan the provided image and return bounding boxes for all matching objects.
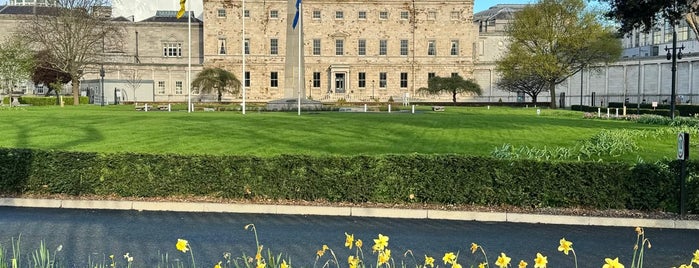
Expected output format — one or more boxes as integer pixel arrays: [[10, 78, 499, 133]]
[[2, 96, 89, 106], [0, 148, 695, 213]]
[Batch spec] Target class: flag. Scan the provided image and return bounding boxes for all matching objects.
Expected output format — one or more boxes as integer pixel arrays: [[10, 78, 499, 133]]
[[292, 0, 301, 29], [176, 0, 186, 19]]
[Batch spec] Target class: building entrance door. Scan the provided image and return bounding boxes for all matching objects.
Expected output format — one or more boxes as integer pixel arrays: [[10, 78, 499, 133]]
[[335, 73, 346, 93]]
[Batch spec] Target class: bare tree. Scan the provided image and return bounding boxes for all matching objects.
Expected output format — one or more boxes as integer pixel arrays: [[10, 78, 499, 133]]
[[124, 69, 143, 103], [0, 36, 35, 106], [21, 0, 123, 105]]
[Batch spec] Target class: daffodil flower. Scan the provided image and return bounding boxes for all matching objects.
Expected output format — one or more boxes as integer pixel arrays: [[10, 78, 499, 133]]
[[471, 243, 479, 254], [214, 261, 222, 268], [281, 260, 289, 268], [534, 253, 547, 268], [442, 252, 457, 265], [345, 233, 354, 249], [558, 238, 573, 255], [373, 234, 389, 251], [495, 253, 511, 268], [378, 249, 391, 265], [348, 255, 359, 268], [452, 263, 462, 268], [602, 257, 624, 268], [479, 262, 487, 268], [424, 255, 435, 268], [355, 239, 363, 248], [519, 260, 528, 268], [693, 249, 699, 265], [176, 239, 189, 253]]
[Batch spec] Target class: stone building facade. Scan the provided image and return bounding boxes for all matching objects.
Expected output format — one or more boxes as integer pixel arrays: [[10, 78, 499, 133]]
[[203, 0, 477, 102]]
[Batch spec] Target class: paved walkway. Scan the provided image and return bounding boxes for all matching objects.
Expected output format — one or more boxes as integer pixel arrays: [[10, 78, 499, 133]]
[[2, 197, 698, 229]]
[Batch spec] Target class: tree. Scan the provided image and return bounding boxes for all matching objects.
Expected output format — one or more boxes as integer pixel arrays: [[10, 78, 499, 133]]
[[0, 37, 35, 105], [496, 0, 621, 108], [21, 0, 123, 105], [32, 50, 72, 104], [191, 67, 242, 102], [597, 0, 695, 33], [418, 74, 481, 103], [496, 69, 547, 105], [124, 69, 143, 102]]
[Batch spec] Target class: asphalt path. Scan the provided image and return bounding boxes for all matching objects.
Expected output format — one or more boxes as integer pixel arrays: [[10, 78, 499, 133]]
[[0, 207, 698, 268]]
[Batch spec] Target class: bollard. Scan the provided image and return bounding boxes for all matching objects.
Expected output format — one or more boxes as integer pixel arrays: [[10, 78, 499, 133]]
[[487, 105, 490, 110], [607, 108, 610, 118], [615, 108, 619, 117], [168, 103, 171, 112], [598, 107, 601, 118], [364, 104, 367, 112], [144, 104, 149, 112], [536, 108, 541, 116], [388, 104, 392, 113], [412, 105, 415, 114]]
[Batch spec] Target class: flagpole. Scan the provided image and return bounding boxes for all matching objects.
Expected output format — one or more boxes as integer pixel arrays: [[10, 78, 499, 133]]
[[297, 0, 301, 116], [187, 0, 192, 113], [242, 0, 246, 115]]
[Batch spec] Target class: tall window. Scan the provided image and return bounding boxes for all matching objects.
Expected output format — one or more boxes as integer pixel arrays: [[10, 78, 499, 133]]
[[335, 10, 344, 19], [244, 38, 250, 54], [218, 38, 227, 55], [379, 11, 388, 20], [427, 40, 436, 56], [379, 40, 387, 55], [217, 9, 226, 18], [270, 72, 278, 87], [313, 39, 321, 55], [313, 72, 321, 87], [175, 81, 183, 94], [313, 10, 321, 19], [450, 11, 460, 20], [270, 10, 279, 18], [400, 39, 408, 56], [245, 71, 250, 87], [244, 10, 250, 18], [664, 23, 673, 43], [358, 39, 366, 56], [335, 39, 344, 56], [163, 42, 182, 57], [358, 72, 366, 88], [157, 81, 165, 94], [379, 72, 387, 88], [358, 11, 366, 19], [427, 11, 437, 20], [270, 38, 278, 55], [400, 73, 408, 88], [400, 11, 408, 20], [450, 40, 459, 56], [428, 72, 436, 82]]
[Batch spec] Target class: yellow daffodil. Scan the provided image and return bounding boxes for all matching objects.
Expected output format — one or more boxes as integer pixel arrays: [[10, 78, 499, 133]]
[[373, 234, 389, 251], [109, 255, 114, 260], [471, 243, 479, 254], [256, 245, 263, 261], [603, 257, 624, 268], [176, 239, 189, 253], [443, 252, 457, 264], [495, 253, 511, 268], [355, 239, 363, 248], [519, 260, 528, 268], [425, 255, 435, 268], [479, 262, 487, 268], [214, 261, 222, 268], [534, 253, 547, 268], [558, 238, 573, 255], [256, 261, 266, 268], [378, 249, 391, 265], [316, 249, 325, 257], [693, 250, 699, 264], [453, 263, 462, 268], [679, 264, 692, 268], [345, 233, 354, 249], [635, 227, 643, 235], [281, 260, 289, 268], [348, 256, 359, 268]]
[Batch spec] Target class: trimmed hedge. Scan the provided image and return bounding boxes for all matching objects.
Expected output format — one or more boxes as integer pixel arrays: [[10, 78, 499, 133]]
[[0, 148, 695, 213], [2, 96, 89, 106]]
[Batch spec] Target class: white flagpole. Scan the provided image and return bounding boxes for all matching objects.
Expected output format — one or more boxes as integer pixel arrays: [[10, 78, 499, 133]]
[[187, 0, 192, 113], [297, 0, 301, 116], [242, 0, 246, 115]]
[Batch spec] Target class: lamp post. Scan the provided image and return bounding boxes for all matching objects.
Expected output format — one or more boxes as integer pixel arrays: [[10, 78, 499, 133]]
[[372, 79, 375, 100], [665, 24, 685, 120], [309, 79, 312, 99], [99, 65, 105, 107]]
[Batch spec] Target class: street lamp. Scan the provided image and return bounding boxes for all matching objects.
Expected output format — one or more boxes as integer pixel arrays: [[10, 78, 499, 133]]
[[665, 24, 685, 120], [99, 65, 105, 107], [372, 79, 375, 100]]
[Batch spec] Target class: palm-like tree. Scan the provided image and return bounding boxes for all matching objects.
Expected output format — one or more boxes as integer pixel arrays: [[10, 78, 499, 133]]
[[418, 74, 481, 103], [191, 67, 241, 102]]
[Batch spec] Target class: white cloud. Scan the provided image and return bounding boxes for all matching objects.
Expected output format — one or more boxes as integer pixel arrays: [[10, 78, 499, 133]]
[[111, 0, 203, 21]]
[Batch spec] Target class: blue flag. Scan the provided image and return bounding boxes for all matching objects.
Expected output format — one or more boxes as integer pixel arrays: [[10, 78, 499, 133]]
[[292, 0, 301, 29]]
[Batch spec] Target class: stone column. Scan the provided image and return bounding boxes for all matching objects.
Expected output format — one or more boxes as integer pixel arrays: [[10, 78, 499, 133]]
[[284, 0, 305, 99]]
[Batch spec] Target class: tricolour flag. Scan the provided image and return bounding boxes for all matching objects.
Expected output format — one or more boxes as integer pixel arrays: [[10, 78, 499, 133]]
[[176, 0, 186, 19], [292, 0, 301, 29]]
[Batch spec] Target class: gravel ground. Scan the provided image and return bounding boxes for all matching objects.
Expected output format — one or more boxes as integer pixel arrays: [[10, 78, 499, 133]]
[[5, 193, 698, 221]]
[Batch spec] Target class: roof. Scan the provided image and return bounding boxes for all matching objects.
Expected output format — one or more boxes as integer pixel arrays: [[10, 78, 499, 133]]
[[474, 4, 527, 22], [0, 5, 58, 15], [141, 10, 202, 23]]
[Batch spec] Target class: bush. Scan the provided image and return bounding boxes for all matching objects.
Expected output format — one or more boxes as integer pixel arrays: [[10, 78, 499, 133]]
[[2, 96, 89, 106]]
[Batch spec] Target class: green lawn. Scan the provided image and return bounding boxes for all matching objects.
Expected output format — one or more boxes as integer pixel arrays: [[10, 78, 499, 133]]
[[0, 105, 682, 161]]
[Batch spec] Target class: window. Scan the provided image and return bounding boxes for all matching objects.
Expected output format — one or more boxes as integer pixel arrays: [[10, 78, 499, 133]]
[[163, 42, 182, 57], [451, 72, 459, 78], [379, 40, 387, 55], [313, 72, 321, 87], [244, 10, 250, 18], [379, 72, 387, 88], [270, 38, 278, 55], [270, 10, 279, 18], [157, 81, 165, 94], [379, 11, 388, 20], [217, 9, 226, 18], [450, 40, 459, 56], [312, 39, 321, 55], [678, 25, 689, 41], [335, 39, 344, 56], [400, 11, 409, 20], [175, 81, 183, 94], [245, 38, 250, 54], [427, 40, 436, 56], [245, 71, 250, 87], [664, 23, 673, 43], [451, 11, 460, 20], [335, 10, 344, 19], [400, 73, 408, 88], [358, 11, 366, 19], [427, 11, 437, 20], [400, 39, 408, 56], [36, 84, 45, 94], [358, 72, 366, 88], [218, 38, 226, 55], [428, 72, 436, 81], [358, 39, 366, 56], [270, 72, 278, 87], [313, 10, 321, 19]]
